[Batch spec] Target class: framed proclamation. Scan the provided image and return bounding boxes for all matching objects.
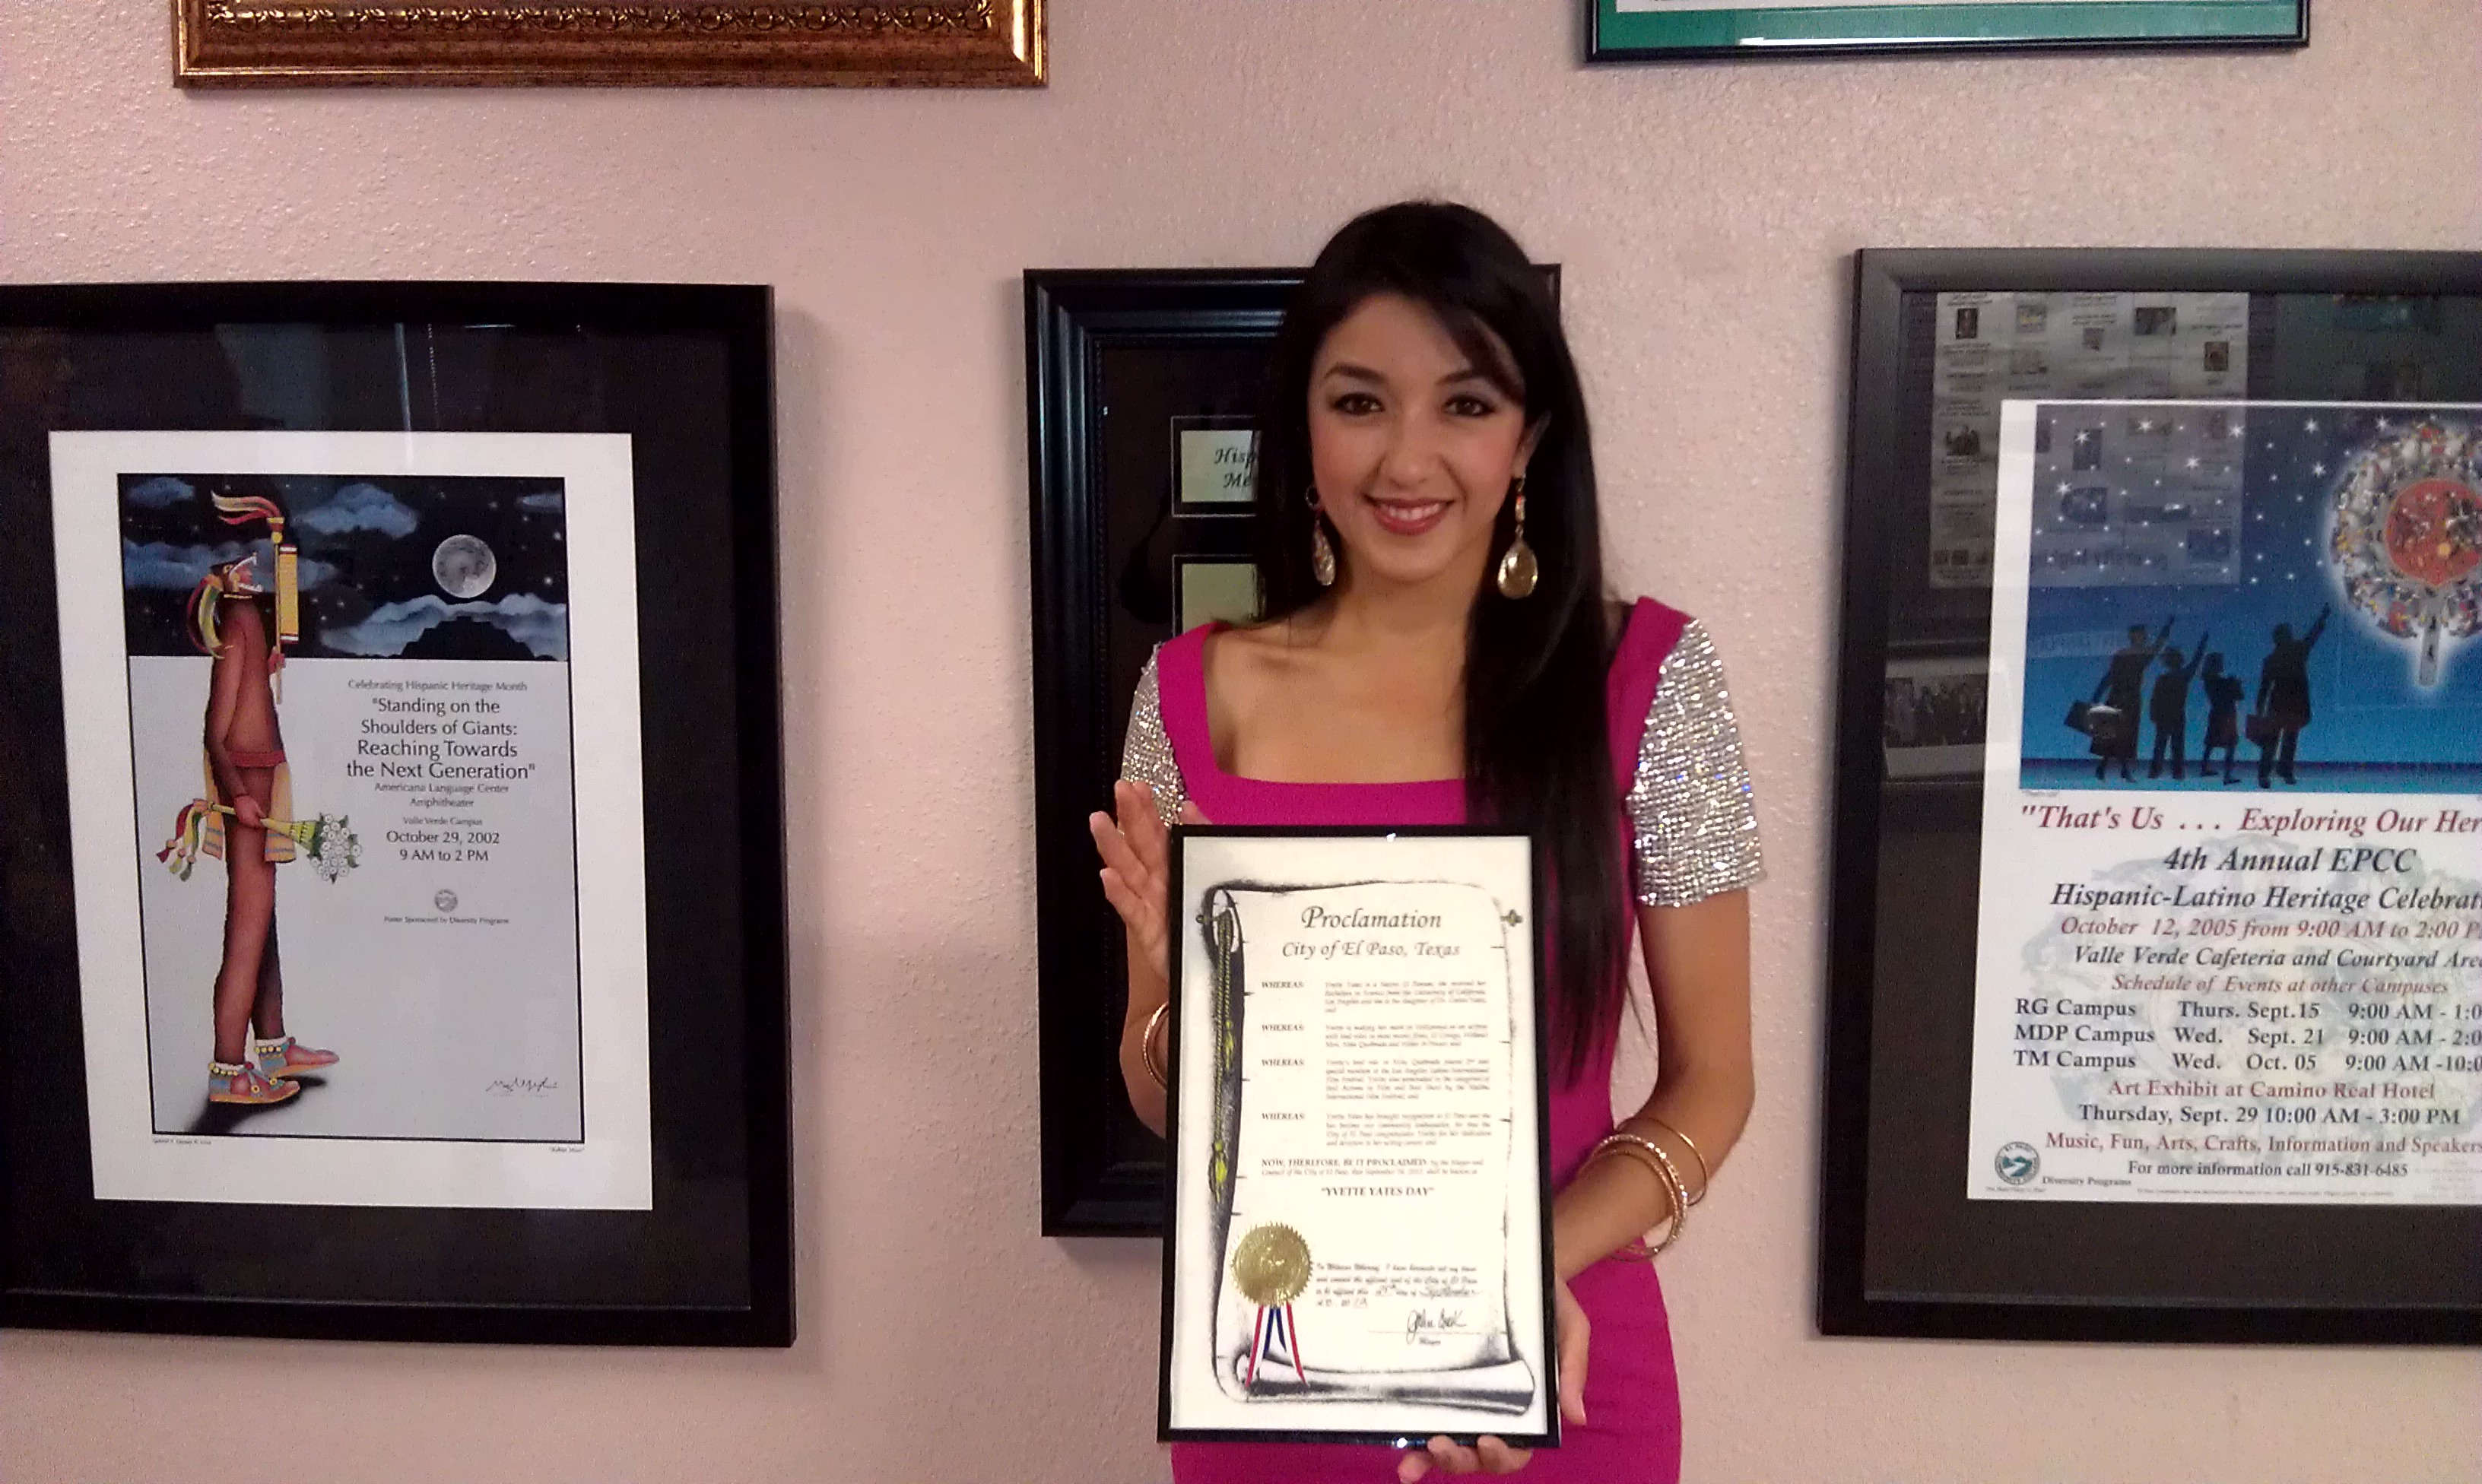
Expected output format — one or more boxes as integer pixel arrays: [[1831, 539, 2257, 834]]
[[1158, 828, 1557, 1444], [0, 281, 791, 1345], [1826, 249, 2482, 1344]]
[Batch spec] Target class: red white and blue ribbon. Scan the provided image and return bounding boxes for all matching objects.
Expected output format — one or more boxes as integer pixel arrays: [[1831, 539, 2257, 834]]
[[1244, 1302, 1306, 1388]]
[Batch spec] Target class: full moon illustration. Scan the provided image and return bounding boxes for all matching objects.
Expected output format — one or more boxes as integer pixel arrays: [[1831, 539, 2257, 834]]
[[431, 534, 497, 599]]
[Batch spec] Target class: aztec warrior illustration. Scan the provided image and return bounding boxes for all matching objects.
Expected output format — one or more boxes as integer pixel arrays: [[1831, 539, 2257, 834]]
[[154, 496, 347, 1105]]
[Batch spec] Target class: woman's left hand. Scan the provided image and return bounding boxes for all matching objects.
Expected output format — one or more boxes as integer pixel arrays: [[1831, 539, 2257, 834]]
[[1395, 1279, 1589, 1480]]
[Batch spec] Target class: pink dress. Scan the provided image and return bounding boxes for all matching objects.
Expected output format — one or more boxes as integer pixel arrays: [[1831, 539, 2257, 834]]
[[1120, 597, 1763, 1484]]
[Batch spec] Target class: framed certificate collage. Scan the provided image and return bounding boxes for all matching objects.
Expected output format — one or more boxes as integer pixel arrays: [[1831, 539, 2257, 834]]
[[1026, 265, 1564, 1240], [0, 283, 791, 1345], [1025, 269, 1296, 1235], [1827, 250, 2482, 1343]]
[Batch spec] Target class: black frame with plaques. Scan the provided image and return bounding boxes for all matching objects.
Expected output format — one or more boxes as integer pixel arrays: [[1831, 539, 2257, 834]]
[[1026, 265, 1558, 1237], [0, 281, 792, 1345], [1824, 249, 2482, 1344], [1026, 269, 1297, 1235]]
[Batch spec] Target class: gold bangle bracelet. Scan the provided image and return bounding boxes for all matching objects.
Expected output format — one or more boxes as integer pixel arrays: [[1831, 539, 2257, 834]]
[[1636, 1115, 1712, 1206], [1591, 1145, 1682, 1261], [1587, 1133, 1688, 1259], [1595, 1139, 1666, 1263], [1604, 1136, 1688, 1222], [1635, 1140, 1690, 1257], [1140, 1002, 1171, 1089]]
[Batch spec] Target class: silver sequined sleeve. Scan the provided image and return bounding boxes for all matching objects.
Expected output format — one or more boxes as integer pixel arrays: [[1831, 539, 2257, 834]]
[[1119, 646, 1189, 829], [1627, 619, 1763, 906]]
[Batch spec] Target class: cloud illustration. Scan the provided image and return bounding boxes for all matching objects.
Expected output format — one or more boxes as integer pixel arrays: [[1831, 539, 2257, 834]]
[[125, 476, 196, 509], [519, 491, 564, 512], [122, 539, 338, 592], [297, 481, 419, 538], [322, 592, 568, 660]]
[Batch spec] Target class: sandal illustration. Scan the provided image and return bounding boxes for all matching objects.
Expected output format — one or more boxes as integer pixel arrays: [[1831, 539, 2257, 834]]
[[208, 1060, 300, 1106], [254, 1035, 339, 1081]]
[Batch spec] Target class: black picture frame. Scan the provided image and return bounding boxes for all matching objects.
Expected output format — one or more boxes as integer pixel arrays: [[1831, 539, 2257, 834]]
[[1824, 248, 2482, 1345], [0, 281, 792, 1345], [1587, 0, 2309, 63], [1026, 267, 1560, 1238], [1027, 268, 1303, 1236], [1155, 825, 1558, 1446]]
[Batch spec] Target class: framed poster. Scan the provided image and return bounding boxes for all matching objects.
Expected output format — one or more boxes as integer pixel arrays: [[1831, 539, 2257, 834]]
[[1826, 249, 2482, 1344], [0, 281, 791, 1344], [1588, 1, 2307, 61], [1158, 827, 1557, 1447], [173, 0, 1044, 87]]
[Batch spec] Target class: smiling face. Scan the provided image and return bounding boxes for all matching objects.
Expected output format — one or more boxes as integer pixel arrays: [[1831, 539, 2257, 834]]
[[1306, 293, 1540, 593]]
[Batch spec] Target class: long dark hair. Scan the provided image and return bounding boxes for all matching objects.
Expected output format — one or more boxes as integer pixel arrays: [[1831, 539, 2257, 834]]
[[1251, 201, 1626, 1082]]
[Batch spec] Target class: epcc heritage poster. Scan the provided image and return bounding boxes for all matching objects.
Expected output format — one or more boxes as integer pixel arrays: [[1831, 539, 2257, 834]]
[[1969, 402, 2482, 1206]]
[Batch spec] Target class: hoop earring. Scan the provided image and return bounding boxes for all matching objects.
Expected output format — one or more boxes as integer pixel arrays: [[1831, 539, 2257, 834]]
[[1306, 486, 1338, 588], [1496, 475, 1538, 599]]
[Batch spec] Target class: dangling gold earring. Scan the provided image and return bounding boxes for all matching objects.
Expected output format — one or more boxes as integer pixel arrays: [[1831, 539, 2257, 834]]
[[1307, 487, 1338, 588], [1496, 475, 1538, 598]]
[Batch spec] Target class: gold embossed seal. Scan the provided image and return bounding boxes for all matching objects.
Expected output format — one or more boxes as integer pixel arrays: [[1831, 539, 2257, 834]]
[[1230, 1222, 1311, 1306]]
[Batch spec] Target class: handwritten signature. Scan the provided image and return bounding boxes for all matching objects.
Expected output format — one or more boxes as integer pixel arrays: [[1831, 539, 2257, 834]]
[[484, 1077, 560, 1096], [1404, 1308, 1466, 1343]]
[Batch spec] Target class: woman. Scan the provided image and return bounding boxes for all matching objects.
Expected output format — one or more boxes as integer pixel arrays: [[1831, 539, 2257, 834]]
[[1088, 203, 1760, 1483]]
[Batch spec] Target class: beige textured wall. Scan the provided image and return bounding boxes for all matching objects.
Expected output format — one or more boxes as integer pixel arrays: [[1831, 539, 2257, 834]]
[[5, 2, 2479, 1479]]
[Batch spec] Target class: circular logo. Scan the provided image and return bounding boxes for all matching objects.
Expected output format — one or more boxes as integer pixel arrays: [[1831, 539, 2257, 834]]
[[433, 889, 459, 913], [2382, 477, 2482, 588], [1995, 1142, 2040, 1187]]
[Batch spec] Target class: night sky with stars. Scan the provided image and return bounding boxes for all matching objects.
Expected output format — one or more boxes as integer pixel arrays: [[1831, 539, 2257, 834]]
[[119, 473, 570, 662], [2021, 403, 2482, 784]]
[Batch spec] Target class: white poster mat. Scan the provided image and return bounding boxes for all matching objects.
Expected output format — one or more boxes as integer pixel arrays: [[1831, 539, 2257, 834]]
[[51, 430, 652, 1209]]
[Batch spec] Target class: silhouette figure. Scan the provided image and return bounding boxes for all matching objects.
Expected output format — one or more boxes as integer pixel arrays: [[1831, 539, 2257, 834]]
[[2199, 653, 2246, 785], [2091, 615, 2175, 782], [2255, 604, 2331, 788], [2147, 630, 2211, 780]]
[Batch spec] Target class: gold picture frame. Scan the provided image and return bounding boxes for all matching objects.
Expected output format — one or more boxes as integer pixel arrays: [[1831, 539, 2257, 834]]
[[174, 1, 1044, 87]]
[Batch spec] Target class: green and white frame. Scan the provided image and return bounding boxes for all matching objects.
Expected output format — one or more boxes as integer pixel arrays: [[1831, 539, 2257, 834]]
[[1589, 1, 2306, 59]]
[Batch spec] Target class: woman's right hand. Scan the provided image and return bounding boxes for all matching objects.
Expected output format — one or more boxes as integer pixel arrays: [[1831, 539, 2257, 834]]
[[1087, 781, 1201, 987]]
